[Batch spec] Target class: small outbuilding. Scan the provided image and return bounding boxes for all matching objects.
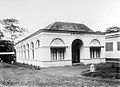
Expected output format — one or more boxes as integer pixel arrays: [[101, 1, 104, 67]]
[[105, 31, 120, 63]]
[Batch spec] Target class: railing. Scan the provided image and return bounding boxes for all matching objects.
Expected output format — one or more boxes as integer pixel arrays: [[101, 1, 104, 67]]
[[0, 52, 15, 55]]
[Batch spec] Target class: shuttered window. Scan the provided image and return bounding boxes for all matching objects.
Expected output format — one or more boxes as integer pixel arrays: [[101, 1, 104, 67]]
[[117, 42, 120, 51], [106, 42, 113, 51], [51, 48, 65, 60]]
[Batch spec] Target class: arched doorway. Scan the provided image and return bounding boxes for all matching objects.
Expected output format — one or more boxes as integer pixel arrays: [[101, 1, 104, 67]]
[[72, 39, 83, 63]]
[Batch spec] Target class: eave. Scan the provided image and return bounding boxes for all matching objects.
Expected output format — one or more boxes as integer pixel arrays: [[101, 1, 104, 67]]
[[15, 29, 105, 45]]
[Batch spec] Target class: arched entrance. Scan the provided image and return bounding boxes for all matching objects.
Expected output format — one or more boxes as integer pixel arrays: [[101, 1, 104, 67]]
[[72, 39, 83, 63]]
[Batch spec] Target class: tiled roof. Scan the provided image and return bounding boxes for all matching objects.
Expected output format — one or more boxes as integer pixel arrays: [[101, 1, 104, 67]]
[[44, 22, 94, 32], [16, 22, 104, 44]]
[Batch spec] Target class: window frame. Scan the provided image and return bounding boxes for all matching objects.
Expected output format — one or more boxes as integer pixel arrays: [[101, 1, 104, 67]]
[[117, 42, 120, 51], [106, 42, 113, 51], [31, 42, 34, 59], [27, 43, 30, 59], [50, 47, 65, 61], [36, 40, 40, 48]]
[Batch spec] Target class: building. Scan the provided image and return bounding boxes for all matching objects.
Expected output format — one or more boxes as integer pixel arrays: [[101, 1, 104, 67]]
[[15, 22, 106, 67], [105, 31, 120, 63]]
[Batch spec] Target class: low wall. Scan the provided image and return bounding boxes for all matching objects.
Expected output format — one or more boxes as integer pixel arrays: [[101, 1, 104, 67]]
[[16, 57, 106, 67], [16, 58, 72, 67], [16, 58, 44, 67], [42, 60, 72, 67], [81, 58, 106, 65]]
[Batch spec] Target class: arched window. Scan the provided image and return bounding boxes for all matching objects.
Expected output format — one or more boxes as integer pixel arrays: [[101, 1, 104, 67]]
[[50, 38, 66, 60], [90, 39, 101, 58], [21, 46, 23, 58], [36, 40, 40, 48], [90, 39, 100, 47], [50, 38, 65, 47], [23, 45, 26, 58], [16, 47, 18, 57], [19, 47, 20, 57], [31, 42, 34, 59], [27, 43, 30, 59]]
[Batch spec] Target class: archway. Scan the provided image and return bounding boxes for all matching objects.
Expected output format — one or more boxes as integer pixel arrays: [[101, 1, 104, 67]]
[[72, 39, 83, 63]]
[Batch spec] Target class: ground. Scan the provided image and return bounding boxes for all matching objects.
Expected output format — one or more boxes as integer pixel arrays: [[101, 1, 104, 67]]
[[82, 63, 120, 79], [0, 63, 120, 87]]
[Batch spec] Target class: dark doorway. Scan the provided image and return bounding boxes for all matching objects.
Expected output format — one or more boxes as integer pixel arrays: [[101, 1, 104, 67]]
[[72, 39, 83, 63]]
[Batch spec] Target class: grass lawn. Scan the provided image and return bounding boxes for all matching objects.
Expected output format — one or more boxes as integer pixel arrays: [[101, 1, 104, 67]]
[[0, 63, 120, 87]]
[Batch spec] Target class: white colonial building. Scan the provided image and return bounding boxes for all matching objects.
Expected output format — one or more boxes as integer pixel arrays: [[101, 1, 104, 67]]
[[15, 22, 106, 67], [105, 32, 120, 63]]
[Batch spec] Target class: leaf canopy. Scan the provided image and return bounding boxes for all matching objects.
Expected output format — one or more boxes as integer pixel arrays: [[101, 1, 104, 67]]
[[105, 26, 120, 33], [0, 18, 27, 41]]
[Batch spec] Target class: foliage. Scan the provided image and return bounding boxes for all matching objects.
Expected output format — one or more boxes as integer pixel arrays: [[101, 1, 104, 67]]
[[105, 26, 120, 33], [0, 30, 4, 39], [0, 18, 27, 42]]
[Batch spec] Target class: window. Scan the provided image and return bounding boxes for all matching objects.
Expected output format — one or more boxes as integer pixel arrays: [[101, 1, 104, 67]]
[[90, 39, 101, 58], [18, 47, 19, 57], [21, 46, 23, 58], [23, 45, 26, 58], [31, 42, 34, 59], [36, 40, 40, 48], [106, 42, 113, 51], [117, 42, 120, 51], [90, 47, 101, 58], [27, 44, 30, 58], [50, 38, 66, 60], [51, 48, 65, 60]]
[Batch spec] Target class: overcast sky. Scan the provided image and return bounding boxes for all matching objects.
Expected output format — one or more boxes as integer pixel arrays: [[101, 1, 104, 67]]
[[0, 0, 120, 35]]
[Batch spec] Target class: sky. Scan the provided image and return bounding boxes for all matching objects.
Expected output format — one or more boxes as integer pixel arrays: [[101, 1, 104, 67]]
[[0, 0, 120, 37]]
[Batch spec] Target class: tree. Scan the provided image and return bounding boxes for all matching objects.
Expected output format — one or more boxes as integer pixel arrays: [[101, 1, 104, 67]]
[[0, 30, 4, 39], [0, 18, 27, 43], [105, 26, 120, 33]]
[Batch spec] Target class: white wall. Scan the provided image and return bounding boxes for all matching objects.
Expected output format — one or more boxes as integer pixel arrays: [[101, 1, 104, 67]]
[[106, 32, 120, 58], [15, 31, 105, 67]]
